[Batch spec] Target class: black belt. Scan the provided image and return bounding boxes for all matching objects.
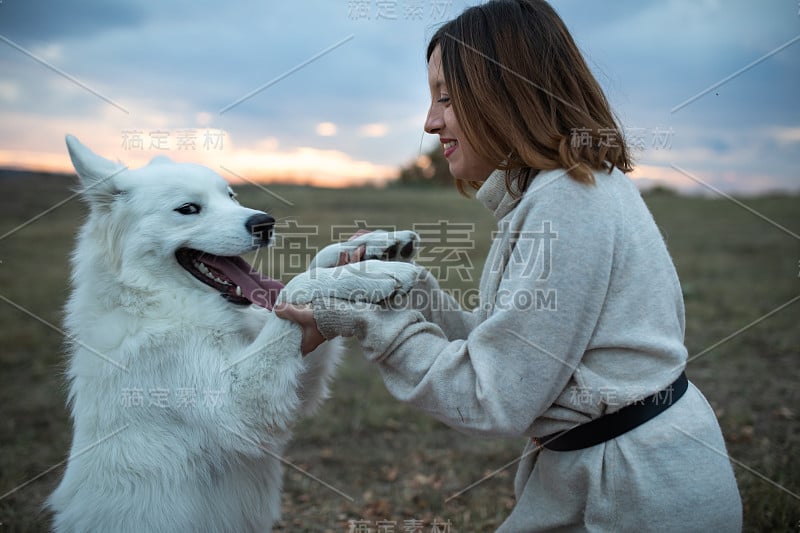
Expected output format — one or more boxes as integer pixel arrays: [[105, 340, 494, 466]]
[[535, 372, 688, 452]]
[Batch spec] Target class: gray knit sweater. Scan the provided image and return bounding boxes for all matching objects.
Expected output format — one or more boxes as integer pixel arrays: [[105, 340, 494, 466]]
[[314, 167, 742, 531]]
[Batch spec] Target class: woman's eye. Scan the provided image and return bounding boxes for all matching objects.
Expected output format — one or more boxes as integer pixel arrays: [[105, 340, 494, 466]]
[[174, 203, 201, 215], [437, 96, 451, 104]]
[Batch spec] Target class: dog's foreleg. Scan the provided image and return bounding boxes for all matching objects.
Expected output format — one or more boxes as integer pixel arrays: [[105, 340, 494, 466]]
[[278, 260, 420, 308], [296, 339, 344, 417], [309, 230, 419, 269], [221, 317, 305, 448]]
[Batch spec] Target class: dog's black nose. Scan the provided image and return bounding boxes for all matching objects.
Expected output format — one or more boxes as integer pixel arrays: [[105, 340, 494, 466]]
[[246, 213, 275, 245]]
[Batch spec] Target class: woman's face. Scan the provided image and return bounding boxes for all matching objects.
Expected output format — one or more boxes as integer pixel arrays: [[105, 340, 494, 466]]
[[425, 45, 495, 183]]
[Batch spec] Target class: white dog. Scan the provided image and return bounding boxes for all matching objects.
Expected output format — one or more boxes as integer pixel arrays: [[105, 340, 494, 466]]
[[47, 136, 419, 532]]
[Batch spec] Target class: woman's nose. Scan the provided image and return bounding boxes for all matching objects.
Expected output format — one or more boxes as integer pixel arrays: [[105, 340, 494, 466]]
[[424, 105, 443, 134]]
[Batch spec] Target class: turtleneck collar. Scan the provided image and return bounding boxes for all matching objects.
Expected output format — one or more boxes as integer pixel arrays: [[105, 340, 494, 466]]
[[476, 167, 579, 220], [475, 168, 524, 221]]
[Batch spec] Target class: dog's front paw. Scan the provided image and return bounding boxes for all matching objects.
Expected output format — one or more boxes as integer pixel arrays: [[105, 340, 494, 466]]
[[309, 230, 419, 269], [352, 230, 419, 262], [279, 260, 420, 306]]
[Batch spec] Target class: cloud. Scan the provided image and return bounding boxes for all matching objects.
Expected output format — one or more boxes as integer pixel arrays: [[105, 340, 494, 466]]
[[359, 123, 389, 137], [2, 0, 475, 169], [629, 164, 793, 196], [0, 129, 398, 188], [222, 144, 399, 187], [0, 0, 797, 193], [0, 0, 147, 43], [0, 81, 20, 103], [768, 126, 800, 145], [316, 122, 338, 137]]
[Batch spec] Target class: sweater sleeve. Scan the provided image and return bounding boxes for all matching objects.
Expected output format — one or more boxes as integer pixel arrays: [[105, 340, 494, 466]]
[[403, 267, 479, 340], [314, 182, 617, 437]]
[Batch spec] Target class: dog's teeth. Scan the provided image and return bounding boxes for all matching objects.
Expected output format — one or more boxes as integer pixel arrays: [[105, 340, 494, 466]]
[[235, 286, 242, 296], [191, 259, 231, 286]]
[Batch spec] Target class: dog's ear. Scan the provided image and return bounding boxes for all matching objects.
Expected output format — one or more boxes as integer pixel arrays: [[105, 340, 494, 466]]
[[65, 134, 126, 207], [148, 155, 174, 166]]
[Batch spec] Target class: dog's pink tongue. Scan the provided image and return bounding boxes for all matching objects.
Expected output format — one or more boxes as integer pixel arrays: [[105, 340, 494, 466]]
[[202, 255, 284, 310]]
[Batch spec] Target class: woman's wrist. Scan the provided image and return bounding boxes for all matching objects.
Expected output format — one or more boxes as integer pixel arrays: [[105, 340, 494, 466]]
[[312, 298, 361, 340]]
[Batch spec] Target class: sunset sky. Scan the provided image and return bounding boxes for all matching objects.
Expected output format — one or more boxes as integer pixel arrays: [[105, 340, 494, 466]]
[[0, 0, 798, 193]]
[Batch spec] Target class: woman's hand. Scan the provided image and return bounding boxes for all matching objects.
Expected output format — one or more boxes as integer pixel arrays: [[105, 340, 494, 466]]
[[335, 229, 371, 266], [273, 303, 325, 356], [277, 230, 372, 355]]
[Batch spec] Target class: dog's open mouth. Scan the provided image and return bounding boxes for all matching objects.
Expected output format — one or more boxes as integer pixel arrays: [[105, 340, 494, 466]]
[[175, 248, 284, 310]]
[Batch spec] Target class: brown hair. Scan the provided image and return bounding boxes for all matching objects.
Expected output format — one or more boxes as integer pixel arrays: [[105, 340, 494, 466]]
[[427, 0, 633, 195]]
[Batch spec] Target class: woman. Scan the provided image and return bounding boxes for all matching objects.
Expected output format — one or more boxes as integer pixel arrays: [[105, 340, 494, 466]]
[[276, 1, 743, 530]]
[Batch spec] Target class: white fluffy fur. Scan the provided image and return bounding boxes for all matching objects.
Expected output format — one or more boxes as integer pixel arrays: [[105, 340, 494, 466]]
[[47, 136, 416, 532]]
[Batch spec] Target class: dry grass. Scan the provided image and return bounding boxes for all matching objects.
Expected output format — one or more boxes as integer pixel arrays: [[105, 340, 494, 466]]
[[0, 173, 798, 531]]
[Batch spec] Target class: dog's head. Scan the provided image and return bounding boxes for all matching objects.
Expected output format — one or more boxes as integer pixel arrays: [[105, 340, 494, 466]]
[[66, 134, 283, 309]]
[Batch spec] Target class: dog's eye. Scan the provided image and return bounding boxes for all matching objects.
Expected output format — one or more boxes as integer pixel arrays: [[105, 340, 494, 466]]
[[228, 189, 239, 203], [175, 203, 201, 215]]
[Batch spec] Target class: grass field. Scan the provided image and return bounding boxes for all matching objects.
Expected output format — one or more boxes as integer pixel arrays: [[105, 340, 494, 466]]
[[0, 171, 798, 532]]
